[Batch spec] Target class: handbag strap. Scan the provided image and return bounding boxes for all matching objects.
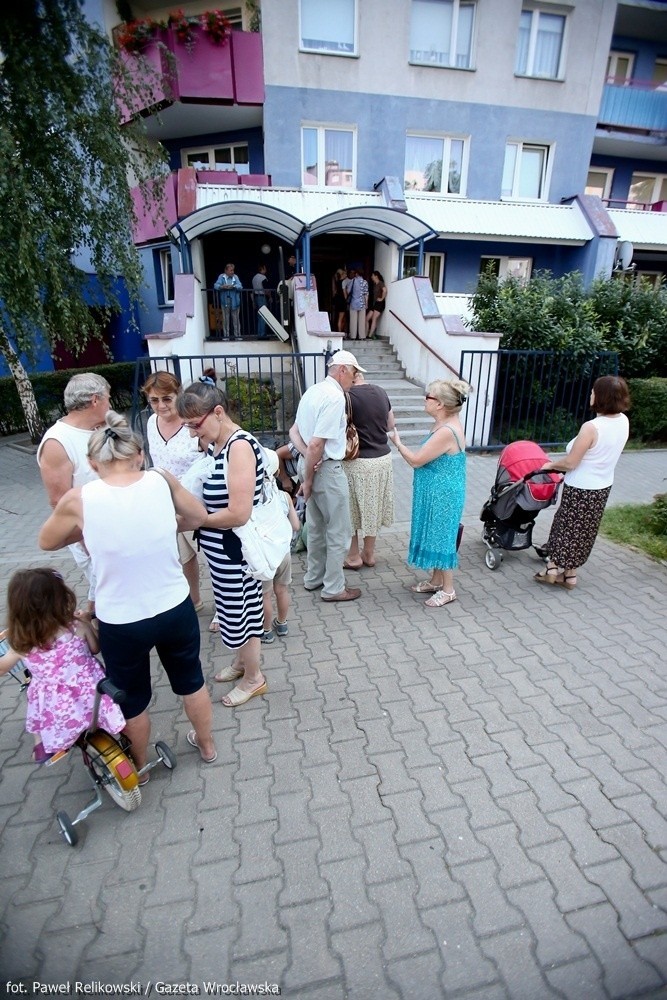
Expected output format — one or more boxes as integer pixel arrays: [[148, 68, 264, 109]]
[[344, 391, 354, 424]]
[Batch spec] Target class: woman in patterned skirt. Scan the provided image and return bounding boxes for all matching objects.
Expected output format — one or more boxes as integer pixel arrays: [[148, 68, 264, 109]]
[[177, 379, 267, 708], [390, 378, 472, 608], [534, 375, 630, 591]]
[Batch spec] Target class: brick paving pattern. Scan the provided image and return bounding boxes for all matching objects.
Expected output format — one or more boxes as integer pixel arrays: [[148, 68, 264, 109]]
[[0, 437, 666, 999]]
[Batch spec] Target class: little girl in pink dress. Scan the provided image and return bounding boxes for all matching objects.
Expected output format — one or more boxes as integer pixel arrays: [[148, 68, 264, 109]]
[[0, 568, 124, 763]]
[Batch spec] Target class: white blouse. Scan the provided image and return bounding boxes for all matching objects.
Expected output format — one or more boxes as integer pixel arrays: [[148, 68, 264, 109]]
[[146, 414, 201, 481]]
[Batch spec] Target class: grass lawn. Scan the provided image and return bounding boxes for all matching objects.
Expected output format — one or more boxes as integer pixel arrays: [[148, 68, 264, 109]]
[[600, 501, 667, 562]]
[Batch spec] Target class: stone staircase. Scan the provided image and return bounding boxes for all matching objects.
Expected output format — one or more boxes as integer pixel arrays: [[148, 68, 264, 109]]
[[345, 337, 432, 444]]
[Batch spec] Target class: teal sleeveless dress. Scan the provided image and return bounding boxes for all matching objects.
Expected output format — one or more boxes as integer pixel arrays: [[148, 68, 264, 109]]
[[408, 425, 466, 572]]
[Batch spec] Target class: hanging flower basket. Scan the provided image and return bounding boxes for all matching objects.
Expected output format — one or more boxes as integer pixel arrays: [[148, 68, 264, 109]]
[[117, 10, 231, 54]]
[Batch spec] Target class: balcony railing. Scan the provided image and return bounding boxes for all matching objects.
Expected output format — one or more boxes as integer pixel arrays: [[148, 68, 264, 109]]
[[599, 82, 667, 134]]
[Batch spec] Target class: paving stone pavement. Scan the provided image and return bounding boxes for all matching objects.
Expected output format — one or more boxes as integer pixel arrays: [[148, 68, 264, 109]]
[[1, 437, 666, 999]]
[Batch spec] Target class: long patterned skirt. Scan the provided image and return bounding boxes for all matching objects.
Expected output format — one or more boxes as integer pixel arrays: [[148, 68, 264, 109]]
[[343, 453, 394, 537], [547, 483, 612, 569]]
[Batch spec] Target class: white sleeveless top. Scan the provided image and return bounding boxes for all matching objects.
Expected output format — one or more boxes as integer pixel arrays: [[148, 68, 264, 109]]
[[37, 420, 97, 488], [81, 472, 188, 624], [565, 414, 629, 490]]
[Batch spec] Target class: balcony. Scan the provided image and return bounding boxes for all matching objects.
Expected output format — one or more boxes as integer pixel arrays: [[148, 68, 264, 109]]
[[598, 82, 667, 136], [118, 27, 264, 126]]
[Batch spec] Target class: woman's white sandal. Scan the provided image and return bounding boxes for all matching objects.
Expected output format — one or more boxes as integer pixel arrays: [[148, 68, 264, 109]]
[[425, 589, 457, 608]]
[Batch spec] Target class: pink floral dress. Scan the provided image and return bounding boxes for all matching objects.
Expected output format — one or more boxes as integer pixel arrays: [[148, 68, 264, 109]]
[[24, 630, 125, 753]]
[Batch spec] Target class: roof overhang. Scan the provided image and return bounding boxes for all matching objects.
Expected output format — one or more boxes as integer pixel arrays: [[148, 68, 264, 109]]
[[169, 200, 305, 246], [172, 189, 436, 250], [607, 208, 667, 251], [306, 205, 436, 248]]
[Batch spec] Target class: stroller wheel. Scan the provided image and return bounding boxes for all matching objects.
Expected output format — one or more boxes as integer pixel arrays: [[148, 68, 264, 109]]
[[485, 549, 502, 571], [534, 544, 549, 560], [57, 810, 79, 847]]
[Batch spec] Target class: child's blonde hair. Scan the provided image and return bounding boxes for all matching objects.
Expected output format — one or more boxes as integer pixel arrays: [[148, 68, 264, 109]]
[[6, 568, 77, 655]]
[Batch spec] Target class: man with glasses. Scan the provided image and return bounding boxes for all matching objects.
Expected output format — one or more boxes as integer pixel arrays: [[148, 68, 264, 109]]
[[290, 350, 364, 602], [37, 372, 111, 611]]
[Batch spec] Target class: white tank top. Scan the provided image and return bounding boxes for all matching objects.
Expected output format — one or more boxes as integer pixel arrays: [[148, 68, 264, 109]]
[[81, 472, 188, 624], [565, 414, 629, 490], [37, 420, 97, 488]]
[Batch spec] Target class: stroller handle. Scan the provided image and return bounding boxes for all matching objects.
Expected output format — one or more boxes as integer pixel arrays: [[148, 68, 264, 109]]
[[97, 677, 126, 705], [522, 468, 562, 483]]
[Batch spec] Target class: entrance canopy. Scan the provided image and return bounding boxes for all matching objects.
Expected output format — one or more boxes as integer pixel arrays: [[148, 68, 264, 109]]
[[169, 197, 435, 252]]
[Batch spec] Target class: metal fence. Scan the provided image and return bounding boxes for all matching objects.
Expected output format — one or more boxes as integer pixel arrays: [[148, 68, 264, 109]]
[[459, 349, 619, 451], [204, 288, 288, 340], [131, 351, 326, 448]]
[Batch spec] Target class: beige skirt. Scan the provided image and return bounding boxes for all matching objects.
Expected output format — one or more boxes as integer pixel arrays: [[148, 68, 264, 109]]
[[343, 453, 394, 536]]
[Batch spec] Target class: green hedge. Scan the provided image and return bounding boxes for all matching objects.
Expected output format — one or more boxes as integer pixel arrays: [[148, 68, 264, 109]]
[[628, 378, 667, 442], [0, 363, 136, 437]]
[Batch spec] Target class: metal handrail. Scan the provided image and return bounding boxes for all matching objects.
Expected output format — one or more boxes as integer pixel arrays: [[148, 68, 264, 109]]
[[389, 309, 460, 378]]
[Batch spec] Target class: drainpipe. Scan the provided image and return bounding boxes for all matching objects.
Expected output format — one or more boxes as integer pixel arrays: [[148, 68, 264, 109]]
[[417, 238, 425, 275]]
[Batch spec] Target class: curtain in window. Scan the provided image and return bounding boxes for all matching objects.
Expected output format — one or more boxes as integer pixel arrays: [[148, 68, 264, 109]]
[[301, 0, 354, 52], [501, 143, 518, 197], [455, 3, 474, 68], [410, 0, 452, 65], [448, 138, 464, 193], [533, 13, 563, 77], [324, 130, 353, 186], [405, 135, 443, 191], [516, 11, 530, 74]]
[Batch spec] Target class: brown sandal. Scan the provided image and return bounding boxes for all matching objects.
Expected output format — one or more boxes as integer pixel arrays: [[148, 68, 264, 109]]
[[534, 567, 560, 585]]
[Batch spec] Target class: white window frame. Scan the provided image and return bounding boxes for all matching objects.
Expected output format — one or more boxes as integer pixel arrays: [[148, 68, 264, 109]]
[[585, 167, 614, 201], [606, 51, 635, 85], [408, 0, 476, 70], [404, 132, 470, 196], [158, 248, 174, 305], [181, 143, 250, 174], [402, 252, 446, 292], [481, 256, 533, 282], [301, 124, 356, 189], [502, 140, 552, 201], [653, 58, 667, 89], [516, 7, 567, 80], [628, 172, 667, 209], [299, 0, 357, 56]]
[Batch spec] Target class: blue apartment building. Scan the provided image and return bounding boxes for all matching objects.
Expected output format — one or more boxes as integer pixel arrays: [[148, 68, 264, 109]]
[[36, 0, 667, 370]]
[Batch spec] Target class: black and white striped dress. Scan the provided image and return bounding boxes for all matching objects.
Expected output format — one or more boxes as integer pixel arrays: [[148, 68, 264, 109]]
[[199, 430, 264, 649]]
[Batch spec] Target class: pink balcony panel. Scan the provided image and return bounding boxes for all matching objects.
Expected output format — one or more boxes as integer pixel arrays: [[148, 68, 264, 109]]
[[132, 173, 178, 243], [651, 201, 667, 212], [168, 26, 234, 101], [118, 33, 173, 124], [231, 32, 265, 104], [178, 168, 198, 218], [239, 174, 272, 186], [196, 170, 239, 185]]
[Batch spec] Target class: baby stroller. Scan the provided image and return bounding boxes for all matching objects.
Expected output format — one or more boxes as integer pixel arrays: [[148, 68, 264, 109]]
[[0, 630, 177, 847], [480, 440, 562, 570]]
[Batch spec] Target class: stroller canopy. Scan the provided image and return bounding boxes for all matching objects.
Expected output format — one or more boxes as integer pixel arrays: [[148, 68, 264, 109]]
[[498, 440, 562, 503]]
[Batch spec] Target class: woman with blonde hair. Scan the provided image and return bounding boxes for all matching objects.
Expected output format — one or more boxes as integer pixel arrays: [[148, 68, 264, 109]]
[[38, 411, 217, 769], [390, 378, 472, 608], [142, 369, 204, 612]]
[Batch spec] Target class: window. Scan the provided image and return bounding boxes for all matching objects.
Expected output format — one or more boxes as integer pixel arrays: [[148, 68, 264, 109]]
[[157, 248, 174, 305], [403, 253, 445, 292], [300, 0, 356, 55], [404, 134, 468, 194], [502, 141, 550, 199], [652, 58, 667, 90], [302, 126, 355, 187], [606, 51, 634, 84], [409, 0, 475, 69], [480, 256, 532, 282], [516, 8, 565, 79], [628, 173, 667, 209], [586, 168, 614, 200], [182, 143, 250, 174]]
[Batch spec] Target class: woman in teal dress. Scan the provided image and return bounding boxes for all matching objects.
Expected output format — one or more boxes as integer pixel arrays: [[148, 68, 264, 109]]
[[390, 378, 472, 608]]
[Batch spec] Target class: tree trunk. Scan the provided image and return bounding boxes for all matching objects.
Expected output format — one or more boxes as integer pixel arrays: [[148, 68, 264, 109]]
[[0, 324, 45, 443]]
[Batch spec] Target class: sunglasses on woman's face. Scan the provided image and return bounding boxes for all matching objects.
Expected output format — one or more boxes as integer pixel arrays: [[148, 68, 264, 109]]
[[183, 408, 214, 431], [425, 395, 439, 402], [148, 395, 174, 405]]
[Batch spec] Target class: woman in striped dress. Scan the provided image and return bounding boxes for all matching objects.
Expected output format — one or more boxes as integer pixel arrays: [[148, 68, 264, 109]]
[[177, 380, 267, 708]]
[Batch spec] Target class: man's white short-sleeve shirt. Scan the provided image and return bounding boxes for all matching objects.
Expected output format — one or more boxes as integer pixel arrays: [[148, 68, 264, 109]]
[[295, 376, 346, 460]]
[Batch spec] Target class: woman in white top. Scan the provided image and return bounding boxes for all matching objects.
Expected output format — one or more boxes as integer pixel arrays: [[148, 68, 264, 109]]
[[38, 411, 217, 770], [143, 370, 203, 612], [534, 375, 630, 591]]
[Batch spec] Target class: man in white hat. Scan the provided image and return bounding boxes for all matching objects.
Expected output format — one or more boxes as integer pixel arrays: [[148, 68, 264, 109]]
[[290, 350, 366, 602]]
